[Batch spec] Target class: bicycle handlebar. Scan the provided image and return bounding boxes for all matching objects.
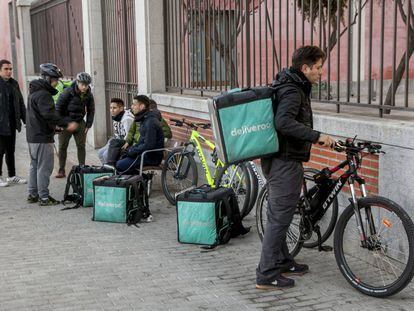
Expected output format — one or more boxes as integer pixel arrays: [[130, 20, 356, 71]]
[[169, 118, 211, 130], [334, 139, 384, 155]]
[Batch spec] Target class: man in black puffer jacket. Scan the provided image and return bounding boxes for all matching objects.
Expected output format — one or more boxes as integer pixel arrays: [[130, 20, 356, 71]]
[[116, 95, 164, 176], [256, 46, 335, 291], [0, 59, 26, 187], [26, 63, 78, 206], [55, 72, 95, 178]]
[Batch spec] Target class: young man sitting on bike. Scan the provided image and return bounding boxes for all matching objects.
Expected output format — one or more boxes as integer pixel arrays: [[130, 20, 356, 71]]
[[256, 46, 335, 290], [115, 95, 164, 175]]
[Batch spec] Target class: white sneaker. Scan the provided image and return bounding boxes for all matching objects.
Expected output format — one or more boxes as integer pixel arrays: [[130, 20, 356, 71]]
[[0, 176, 9, 187], [143, 215, 153, 223], [7, 176, 27, 184]]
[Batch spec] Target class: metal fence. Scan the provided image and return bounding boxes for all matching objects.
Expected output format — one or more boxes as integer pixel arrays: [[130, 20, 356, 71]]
[[165, 0, 414, 116], [31, 0, 84, 77], [101, 0, 138, 109]]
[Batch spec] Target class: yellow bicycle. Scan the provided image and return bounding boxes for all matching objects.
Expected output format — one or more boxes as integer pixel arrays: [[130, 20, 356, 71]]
[[161, 118, 257, 216]]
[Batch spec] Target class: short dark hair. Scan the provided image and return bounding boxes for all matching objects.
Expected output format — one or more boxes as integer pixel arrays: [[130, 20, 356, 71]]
[[291, 46, 326, 71], [110, 98, 124, 107], [133, 95, 150, 108], [149, 99, 158, 110], [0, 59, 11, 70]]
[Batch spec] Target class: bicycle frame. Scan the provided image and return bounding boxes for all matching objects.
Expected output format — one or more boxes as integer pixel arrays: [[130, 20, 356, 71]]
[[304, 152, 371, 245], [170, 118, 248, 195], [184, 129, 225, 186]]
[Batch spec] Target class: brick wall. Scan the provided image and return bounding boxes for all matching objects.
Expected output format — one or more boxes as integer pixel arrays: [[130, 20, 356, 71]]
[[161, 111, 215, 148], [308, 145, 379, 196], [161, 110, 379, 196]]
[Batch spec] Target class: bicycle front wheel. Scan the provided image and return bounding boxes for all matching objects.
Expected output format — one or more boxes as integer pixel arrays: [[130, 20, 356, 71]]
[[161, 150, 198, 205], [215, 163, 251, 218], [255, 185, 303, 258], [334, 196, 414, 297]]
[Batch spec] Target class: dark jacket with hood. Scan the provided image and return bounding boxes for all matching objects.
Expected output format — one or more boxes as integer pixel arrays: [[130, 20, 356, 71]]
[[26, 79, 67, 143], [127, 109, 164, 165], [268, 67, 320, 163], [0, 77, 26, 135], [56, 81, 95, 128]]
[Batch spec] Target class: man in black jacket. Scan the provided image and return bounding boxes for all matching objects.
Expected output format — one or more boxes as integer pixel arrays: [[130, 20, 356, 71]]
[[26, 63, 78, 206], [0, 59, 27, 187], [55, 72, 95, 178], [116, 95, 164, 175], [116, 95, 164, 223], [256, 46, 335, 290]]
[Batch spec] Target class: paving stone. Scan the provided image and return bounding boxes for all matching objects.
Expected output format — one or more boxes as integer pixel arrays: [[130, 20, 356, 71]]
[[0, 132, 413, 310]]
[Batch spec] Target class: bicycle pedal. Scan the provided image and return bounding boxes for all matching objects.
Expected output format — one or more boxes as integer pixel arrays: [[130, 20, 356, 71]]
[[318, 245, 333, 252]]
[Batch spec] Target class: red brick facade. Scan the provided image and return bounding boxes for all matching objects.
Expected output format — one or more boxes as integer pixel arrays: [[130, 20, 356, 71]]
[[162, 110, 379, 196]]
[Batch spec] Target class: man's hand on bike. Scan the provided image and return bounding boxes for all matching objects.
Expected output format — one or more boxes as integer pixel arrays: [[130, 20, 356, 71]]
[[317, 134, 336, 148], [121, 142, 129, 150]]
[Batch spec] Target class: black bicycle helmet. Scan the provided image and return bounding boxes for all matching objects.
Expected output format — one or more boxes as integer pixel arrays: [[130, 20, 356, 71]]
[[40, 63, 63, 79], [76, 72, 92, 84]]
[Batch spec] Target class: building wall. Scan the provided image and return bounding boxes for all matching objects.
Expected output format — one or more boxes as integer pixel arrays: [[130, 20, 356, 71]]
[[0, 0, 32, 99], [0, 2, 12, 61], [153, 92, 413, 218]]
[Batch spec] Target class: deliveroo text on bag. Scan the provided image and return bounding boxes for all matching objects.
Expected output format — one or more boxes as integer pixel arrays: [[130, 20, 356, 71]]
[[218, 97, 278, 163]]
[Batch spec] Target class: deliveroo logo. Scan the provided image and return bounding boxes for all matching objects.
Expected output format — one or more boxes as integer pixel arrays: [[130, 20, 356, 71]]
[[230, 122, 272, 137], [97, 201, 123, 209]]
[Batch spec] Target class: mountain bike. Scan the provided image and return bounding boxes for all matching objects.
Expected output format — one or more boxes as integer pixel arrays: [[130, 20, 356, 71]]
[[256, 138, 414, 297], [161, 118, 257, 217]]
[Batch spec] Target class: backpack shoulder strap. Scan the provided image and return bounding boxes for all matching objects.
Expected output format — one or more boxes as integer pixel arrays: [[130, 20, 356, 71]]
[[127, 179, 149, 226], [61, 169, 83, 210]]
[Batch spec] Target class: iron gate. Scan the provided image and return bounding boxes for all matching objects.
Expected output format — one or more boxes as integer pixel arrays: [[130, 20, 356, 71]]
[[165, 0, 414, 117], [101, 0, 138, 110], [31, 0, 84, 77]]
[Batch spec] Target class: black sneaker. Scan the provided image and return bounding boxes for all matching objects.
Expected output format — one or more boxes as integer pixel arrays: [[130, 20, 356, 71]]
[[282, 263, 309, 276], [27, 194, 39, 203], [256, 275, 295, 290], [39, 196, 60, 206]]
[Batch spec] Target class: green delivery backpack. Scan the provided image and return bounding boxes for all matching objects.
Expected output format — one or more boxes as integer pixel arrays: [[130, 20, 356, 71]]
[[92, 175, 149, 225], [62, 165, 115, 210], [176, 185, 250, 249], [208, 86, 279, 165]]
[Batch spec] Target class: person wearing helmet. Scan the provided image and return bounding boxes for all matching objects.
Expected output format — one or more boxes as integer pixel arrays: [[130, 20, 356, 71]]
[[55, 72, 95, 178], [26, 63, 78, 206]]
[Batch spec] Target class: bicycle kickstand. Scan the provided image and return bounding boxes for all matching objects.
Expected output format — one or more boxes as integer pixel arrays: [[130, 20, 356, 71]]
[[314, 225, 333, 252]]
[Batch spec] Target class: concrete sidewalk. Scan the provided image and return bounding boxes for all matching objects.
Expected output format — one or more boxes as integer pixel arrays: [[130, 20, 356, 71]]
[[0, 130, 413, 310]]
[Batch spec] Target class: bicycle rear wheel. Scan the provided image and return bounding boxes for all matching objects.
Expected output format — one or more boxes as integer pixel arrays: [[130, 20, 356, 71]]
[[161, 150, 198, 205], [334, 196, 414, 297], [215, 163, 251, 218], [242, 162, 259, 219], [255, 185, 303, 258]]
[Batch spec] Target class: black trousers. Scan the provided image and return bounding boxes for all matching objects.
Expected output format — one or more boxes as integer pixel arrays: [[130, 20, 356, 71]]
[[0, 131, 16, 177], [256, 157, 304, 284]]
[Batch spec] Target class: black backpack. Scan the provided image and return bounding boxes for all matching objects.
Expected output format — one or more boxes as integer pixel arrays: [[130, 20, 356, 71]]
[[61, 165, 114, 210]]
